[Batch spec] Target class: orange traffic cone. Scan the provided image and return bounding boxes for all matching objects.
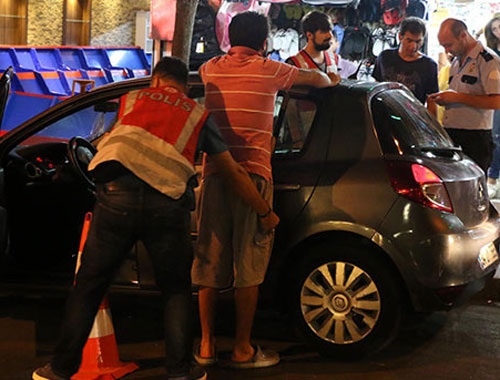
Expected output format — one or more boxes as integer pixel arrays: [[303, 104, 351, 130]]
[[71, 212, 139, 380]]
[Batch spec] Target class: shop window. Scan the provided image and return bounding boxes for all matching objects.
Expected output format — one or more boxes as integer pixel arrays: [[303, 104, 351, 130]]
[[0, 0, 27, 45], [63, 0, 91, 46]]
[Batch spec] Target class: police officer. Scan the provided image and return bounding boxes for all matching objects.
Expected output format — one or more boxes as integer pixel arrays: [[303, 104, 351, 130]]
[[429, 18, 500, 172], [32, 57, 279, 380], [286, 10, 341, 82]]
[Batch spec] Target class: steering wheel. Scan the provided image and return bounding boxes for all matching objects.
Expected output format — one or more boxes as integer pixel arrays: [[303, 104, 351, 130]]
[[67, 137, 97, 190]]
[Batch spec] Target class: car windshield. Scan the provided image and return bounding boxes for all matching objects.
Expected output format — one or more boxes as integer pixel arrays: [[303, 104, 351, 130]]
[[371, 89, 454, 155], [20, 99, 119, 146]]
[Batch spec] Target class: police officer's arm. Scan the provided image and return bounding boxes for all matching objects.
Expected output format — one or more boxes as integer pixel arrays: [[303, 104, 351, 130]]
[[210, 151, 279, 232], [198, 115, 279, 232], [294, 68, 340, 87], [428, 91, 500, 110]]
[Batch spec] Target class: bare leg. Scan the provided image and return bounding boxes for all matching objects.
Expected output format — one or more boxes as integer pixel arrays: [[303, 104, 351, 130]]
[[198, 286, 218, 358], [232, 285, 259, 362]]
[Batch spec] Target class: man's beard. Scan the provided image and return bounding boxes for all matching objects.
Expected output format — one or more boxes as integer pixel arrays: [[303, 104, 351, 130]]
[[313, 40, 331, 51]]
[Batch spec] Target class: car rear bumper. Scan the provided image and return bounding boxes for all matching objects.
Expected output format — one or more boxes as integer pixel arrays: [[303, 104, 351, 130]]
[[378, 199, 500, 311]]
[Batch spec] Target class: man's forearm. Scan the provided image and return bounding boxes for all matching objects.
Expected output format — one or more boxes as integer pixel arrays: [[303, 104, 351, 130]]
[[456, 93, 500, 110], [226, 164, 271, 215], [294, 69, 331, 88]]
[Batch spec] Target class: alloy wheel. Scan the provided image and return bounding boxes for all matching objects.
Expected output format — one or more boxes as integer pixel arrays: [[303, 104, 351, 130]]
[[300, 261, 381, 344]]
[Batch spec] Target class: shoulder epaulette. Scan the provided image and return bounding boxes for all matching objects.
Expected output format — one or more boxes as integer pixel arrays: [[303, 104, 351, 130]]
[[480, 50, 494, 62]]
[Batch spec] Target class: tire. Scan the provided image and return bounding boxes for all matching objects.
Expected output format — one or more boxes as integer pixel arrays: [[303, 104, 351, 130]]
[[291, 242, 403, 359]]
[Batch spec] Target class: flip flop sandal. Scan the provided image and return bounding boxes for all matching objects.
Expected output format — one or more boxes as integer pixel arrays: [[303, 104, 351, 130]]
[[194, 344, 217, 366], [225, 345, 280, 369]]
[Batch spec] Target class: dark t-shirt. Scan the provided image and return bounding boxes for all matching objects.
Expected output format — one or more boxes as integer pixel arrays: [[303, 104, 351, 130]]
[[372, 48, 439, 103], [92, 114, 228, 182]]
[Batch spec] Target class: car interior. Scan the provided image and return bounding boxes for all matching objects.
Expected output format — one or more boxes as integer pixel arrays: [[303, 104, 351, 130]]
[[0, 98, 119, 283]]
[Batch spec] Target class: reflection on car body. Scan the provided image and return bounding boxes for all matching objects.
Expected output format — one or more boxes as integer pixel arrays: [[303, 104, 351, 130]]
[[0, 68, 498, 358]]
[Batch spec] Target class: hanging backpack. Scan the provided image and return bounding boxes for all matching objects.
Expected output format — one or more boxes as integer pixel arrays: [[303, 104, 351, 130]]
[[339, 26, 370, 61], [190, 0, 223, 70], [358, 0, 382, 23], [380, 0, 408, 25], [406, 0, 428, 20]]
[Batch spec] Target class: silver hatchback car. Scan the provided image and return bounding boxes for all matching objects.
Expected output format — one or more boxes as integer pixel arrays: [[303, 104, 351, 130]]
[[260, 79, 500, 358]]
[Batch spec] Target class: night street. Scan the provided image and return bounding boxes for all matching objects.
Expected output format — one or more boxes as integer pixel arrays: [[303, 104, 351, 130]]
[[2, 274, 500, 380], [2, 1, 500, 380]]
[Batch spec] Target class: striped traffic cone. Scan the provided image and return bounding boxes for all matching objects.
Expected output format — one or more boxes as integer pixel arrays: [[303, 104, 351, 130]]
[[72, 212, 139, 380]]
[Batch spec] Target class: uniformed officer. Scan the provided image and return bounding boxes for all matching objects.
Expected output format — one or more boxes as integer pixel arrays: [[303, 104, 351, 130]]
[[429, 18, 500, 172]]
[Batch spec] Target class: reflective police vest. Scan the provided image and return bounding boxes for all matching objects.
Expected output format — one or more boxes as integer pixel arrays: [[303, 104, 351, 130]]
[[89, 86, 208, 199], [288, 49, 338, 74]]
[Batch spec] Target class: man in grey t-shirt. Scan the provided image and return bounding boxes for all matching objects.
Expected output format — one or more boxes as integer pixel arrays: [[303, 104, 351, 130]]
[[429, 18, 500, 172]]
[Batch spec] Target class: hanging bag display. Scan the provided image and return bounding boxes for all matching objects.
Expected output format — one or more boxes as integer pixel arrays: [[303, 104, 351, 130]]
[[215, 0, 271, 52], [380, 0, 408, 25]]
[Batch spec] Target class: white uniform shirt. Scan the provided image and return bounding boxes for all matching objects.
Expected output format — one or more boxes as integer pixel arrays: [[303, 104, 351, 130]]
[[443, 41, 500, 130]]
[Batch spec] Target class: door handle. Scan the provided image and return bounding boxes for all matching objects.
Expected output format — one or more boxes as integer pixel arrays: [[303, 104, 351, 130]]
[[274, 184, 301, 191]]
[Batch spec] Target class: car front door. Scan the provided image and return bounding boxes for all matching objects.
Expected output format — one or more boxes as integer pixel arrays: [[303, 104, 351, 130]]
[[0, 67, 13, 255]]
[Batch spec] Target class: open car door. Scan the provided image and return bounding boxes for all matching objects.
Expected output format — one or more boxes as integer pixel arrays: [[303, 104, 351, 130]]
[[0, 67, 12, 131], [0, 67, 12, 256]]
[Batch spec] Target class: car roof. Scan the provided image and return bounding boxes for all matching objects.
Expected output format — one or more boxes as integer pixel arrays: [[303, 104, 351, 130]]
[[74, 72, 406, 101]]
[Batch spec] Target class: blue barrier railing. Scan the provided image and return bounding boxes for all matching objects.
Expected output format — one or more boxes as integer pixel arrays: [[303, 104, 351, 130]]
[[0, 46, 150, 97], [0, 46, 150, 133]]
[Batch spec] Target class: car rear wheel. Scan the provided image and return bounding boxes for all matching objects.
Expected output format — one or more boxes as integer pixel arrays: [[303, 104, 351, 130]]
[[291, 242, 403, 358]]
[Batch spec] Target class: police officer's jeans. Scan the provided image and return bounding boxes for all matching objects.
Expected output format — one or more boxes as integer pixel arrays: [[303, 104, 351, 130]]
[[488, 110, 500, 179], [50, 174, 194, 378]]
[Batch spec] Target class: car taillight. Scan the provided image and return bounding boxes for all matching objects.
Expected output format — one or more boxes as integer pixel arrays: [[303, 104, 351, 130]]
[[386, 161, 453, 213]]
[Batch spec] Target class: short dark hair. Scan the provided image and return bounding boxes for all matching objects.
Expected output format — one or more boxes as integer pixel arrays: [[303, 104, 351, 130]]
[[484, 17, 500, 49], [301, 11, 333, 35], [450, 19, 468, 38], [152, 56, 188, 86], [229, 11, 269, 51], [400, 17, 427, 36]]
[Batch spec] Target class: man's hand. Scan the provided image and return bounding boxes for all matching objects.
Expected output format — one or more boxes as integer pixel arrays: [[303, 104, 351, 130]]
[[426, 95, 438, 117], [429, 91, 500, 110], [328, 72, 341, 86], [259, 211, 280, 233], [428, 90, 460, 106]]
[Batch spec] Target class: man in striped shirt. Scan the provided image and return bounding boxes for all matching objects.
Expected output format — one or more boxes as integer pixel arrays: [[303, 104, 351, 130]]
[[192, 11, 339, 369]]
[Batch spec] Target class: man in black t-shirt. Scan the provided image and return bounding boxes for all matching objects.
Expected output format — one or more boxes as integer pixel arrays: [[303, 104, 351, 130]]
[[372, 17, 438, 113]]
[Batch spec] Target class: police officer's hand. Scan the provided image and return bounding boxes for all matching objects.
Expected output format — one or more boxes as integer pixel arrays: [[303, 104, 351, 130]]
[[428, 90, 460, 106], [327, 72, 341, 86], [259, 211, 280, 234]]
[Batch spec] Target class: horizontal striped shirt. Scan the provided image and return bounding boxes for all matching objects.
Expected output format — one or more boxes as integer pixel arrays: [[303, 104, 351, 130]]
[[200, 46, 299, 180]]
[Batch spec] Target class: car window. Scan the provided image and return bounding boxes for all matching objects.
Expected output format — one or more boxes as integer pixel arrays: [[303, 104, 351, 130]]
[[274, 95, 317, 155], [371, 89, 454, 155], [19, 98, 120, 146]]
